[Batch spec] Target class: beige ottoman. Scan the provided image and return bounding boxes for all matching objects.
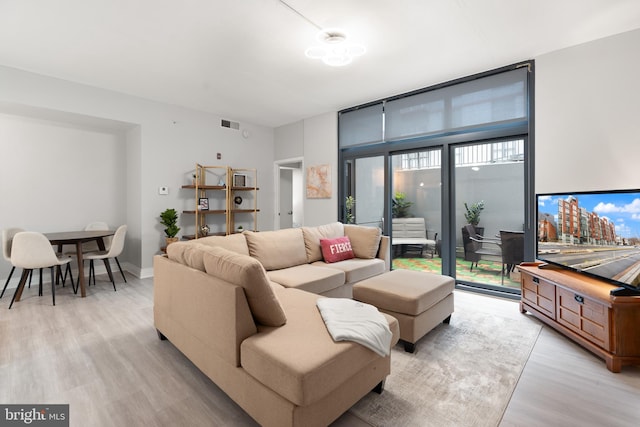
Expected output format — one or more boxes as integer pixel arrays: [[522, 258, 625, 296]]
[[353, 269, 454, 353]]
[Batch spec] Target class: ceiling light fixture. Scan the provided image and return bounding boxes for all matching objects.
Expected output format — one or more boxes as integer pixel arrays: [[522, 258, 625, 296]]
[[279, 0, 365, 67], [305, 28, 366, 67]]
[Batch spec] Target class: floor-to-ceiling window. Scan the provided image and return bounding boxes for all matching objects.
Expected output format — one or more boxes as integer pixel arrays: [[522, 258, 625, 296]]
[[391, 148, 443, 273], [453, 139, 525, 291], [338, 63, 534, 296], [346, 156, 385, 228]]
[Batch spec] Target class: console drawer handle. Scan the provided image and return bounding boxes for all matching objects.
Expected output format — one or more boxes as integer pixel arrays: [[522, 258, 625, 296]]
[[532, 277, 539, 283], [574, 294, 584, 304]]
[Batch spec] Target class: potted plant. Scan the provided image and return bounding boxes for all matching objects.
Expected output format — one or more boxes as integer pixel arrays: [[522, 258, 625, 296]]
[[464, 201, 485, 233], [236, 225, 244, 233], [345, 196, 355, 224], [160, 208, 180, 245], [392, 192, 413, 218]]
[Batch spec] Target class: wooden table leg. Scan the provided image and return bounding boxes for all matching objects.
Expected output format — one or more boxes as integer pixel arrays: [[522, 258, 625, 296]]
[[76, 241, 86, 297], [14, 270, 29, 302], [9, 270, 30, 308]]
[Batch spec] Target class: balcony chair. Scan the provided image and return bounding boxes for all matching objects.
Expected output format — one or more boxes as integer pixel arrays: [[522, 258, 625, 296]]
[[499, 230, 525, 285], [461, 224, 501, 271]]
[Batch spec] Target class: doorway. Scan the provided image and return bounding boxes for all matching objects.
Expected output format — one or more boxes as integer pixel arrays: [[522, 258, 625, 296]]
[[274, 158, 304, 229]]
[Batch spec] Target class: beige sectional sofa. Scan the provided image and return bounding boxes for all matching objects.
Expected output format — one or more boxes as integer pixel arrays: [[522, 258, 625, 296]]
[[153, 222, 399, 427]]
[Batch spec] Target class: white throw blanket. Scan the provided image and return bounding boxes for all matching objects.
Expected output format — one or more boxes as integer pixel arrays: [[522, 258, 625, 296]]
[[316, 298, 392, 357]]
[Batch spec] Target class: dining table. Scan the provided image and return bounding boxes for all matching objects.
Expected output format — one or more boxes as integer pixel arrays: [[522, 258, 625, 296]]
[[45, 230, 115, 298]]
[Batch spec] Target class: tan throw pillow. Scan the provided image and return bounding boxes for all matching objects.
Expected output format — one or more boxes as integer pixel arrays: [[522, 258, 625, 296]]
[[196, 233, 250, 256], [244, 229, 308, 270], [166, 241, 190, 264], [344, 224, 382, 259], [203, 246, 287, 327], [302, 222, 345, 262], [166, 241, 210, 271]]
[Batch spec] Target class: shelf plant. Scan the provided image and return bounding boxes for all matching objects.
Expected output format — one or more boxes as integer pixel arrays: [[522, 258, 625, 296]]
[[160, 208, 180, 245]]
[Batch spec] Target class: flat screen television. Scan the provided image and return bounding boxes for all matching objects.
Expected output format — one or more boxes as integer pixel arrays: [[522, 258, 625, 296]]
[[536, 189, 640, 295]]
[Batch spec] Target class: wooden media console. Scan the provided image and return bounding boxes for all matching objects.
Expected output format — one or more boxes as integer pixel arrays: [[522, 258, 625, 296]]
[[519, 263, 640, 373]]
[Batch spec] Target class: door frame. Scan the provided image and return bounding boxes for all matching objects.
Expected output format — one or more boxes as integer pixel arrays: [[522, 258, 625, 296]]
[[273, 157, 304, 230]]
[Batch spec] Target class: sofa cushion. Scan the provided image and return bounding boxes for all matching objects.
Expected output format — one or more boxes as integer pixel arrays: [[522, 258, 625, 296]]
[[196, 233, 250, 255], [202, 246, 287, 327], [320, 236, 354, 263], [312, 258, 386, 284], [344, 224, 382, 259], [240, 288, 388, 406], [267, 264, 345, 295], [166, 241, 212, 271], [302, 222, 344, 263], [244, 229, 308, 270]]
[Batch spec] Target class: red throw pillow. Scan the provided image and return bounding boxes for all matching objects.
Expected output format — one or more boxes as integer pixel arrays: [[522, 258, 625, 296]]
[[320, 236, 355, 263]]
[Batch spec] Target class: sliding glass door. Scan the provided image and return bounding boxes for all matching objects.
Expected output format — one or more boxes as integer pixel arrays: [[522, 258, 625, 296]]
[[391, 149, 442, 273], [343, 138, 526, 294], [454, 139, 525, 290], [386, 141, 525, 291]]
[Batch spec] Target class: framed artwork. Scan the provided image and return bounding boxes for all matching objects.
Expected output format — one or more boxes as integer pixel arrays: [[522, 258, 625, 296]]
[[306, 164, 331, 198], [198, 197, 209, 211], [233, 173, 247, 187]]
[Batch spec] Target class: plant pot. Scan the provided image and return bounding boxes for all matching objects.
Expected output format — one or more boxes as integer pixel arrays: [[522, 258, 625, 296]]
[[166, 237, 179, 246]]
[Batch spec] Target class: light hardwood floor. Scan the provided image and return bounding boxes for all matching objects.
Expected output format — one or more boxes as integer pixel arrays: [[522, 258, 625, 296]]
[[1, 274, 638, 426]]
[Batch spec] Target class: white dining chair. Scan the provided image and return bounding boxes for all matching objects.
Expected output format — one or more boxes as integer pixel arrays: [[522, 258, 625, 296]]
[[9, 232, 74, 308], [1, 228, 24, 299], [61, 221, 110, 256], [84, 225, 127, 291], [83, 221, 111, 251]]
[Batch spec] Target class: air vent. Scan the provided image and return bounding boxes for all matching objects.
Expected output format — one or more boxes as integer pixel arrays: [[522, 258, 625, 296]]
[[221, 119, 240, 130]]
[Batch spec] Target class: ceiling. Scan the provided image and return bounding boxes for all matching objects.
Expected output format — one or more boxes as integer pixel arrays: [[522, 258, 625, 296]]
[[1, 0, 640, 128]]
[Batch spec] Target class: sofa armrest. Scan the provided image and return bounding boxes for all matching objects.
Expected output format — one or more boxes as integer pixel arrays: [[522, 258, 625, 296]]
[[153, 255, 258, 367], [376, 235, 391, 271]]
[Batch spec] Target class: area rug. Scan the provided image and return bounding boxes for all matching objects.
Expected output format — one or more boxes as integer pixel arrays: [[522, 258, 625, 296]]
[[349, 291, 542, 427]]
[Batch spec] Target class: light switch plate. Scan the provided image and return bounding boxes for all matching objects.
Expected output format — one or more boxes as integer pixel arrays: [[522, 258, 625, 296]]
[[159, 186, 169, 195]]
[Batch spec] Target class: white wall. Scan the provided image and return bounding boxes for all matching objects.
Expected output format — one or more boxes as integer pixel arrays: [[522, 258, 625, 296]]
[[274, 121, 303, 160], [274, 113, 338, 227], [0, 65, 274, 284], [303, 113, 338, 226], [536, 28, 640, 193], [0, 113, 128, 232]]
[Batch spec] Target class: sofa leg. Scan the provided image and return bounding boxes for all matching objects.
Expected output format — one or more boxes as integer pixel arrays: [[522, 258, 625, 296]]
[[443, 314, 452, 324], [403, 340, 416, 353], [373, 380, 385, 394], [157, 329, 167, 341]]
